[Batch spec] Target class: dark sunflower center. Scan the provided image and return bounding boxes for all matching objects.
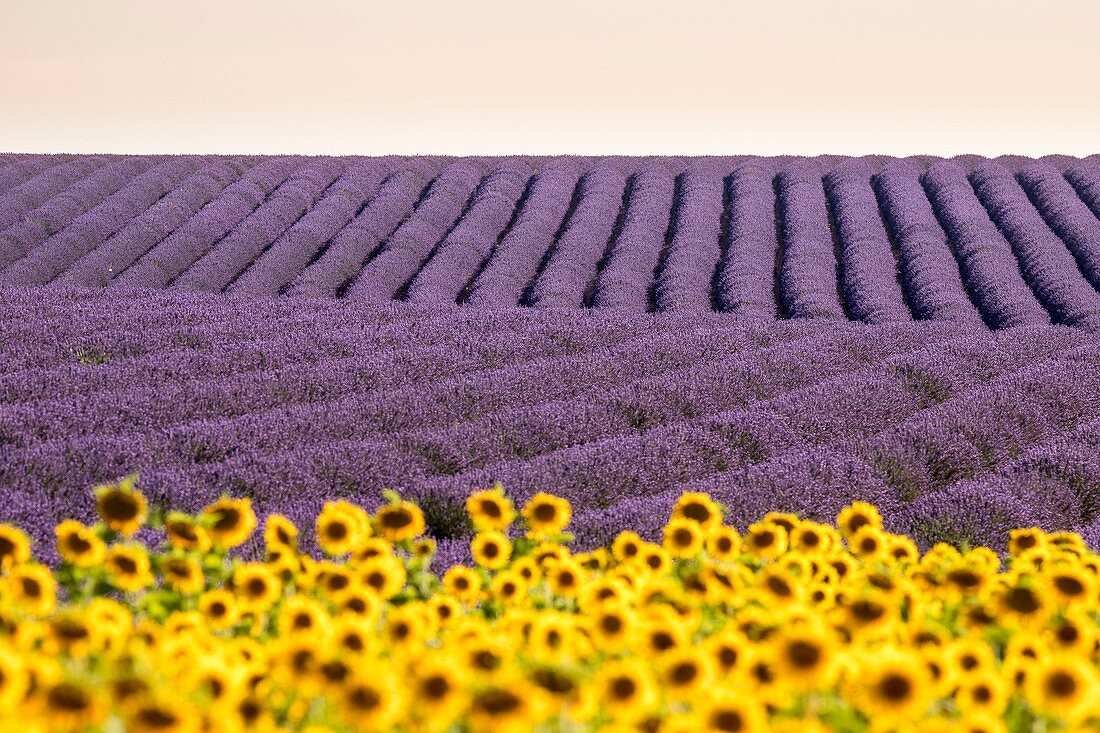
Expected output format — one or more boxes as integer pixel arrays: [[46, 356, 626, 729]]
[[670, 662, 698, 685], [1054, 576, 1085, 596], [380, 509, 413, 530], [533, 504, 557, 522], [1047, 671, 1078, 698], [480, 500, 502, 519], [710, 710, 745, 732], [102, 492, 140, 521], [48, 684, 92, 711], [476, 689, 521, 715], [422, 675, 451, 699], [880, 674, 912, 702], [787, 640, 821, 669], [610, 677, 637, 700], [1005, 587, 1041, 614], [135, 707, 179, 729], [324, 522, 348, 540]]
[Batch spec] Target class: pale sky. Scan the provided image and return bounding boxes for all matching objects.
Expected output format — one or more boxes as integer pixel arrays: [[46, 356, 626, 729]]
[[1, 0, 1098, 156]]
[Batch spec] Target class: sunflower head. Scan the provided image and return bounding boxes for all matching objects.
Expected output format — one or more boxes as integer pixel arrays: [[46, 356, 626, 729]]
[[316, 502, 366, 556], [671, 492, 722, 530], [1026, 659, 1100, 723], [159, 556, 205, 594], [93, 476, 148, 536], [263, 513, 299, 553], [744, 521, 789, 559], [466, 487, 516, 532], [164, 512, 211, 552], [201, 497, 257, 549], [471, 531, 513, 570], [521, 493, 572, 538], [663, 518, 704, 559], [0, 525, 32, 570], [374, 501, 426, 543], [6, 563, 57, 616], [1008, 527, 1047, 556], [54, 520, 105, 568], [836, 502, 883, 539]]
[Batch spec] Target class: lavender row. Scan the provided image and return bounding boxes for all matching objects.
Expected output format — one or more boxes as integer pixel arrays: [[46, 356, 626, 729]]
[[344, 161, 487, 302], [165, 160, 349, 292], [464, 161, 582, 307], [823, 160, 911, 323], [873, 161, 984, 324], [775, 160, 846, 319], [1019, 161, 1100, 291], [921, 161, 1049, 328], [227, 159, 407, 295], [712, 160, 779, 317], [0, 308, 767, 446], [403, 160, 532, 304], [285, 164, 434, 297], [57, 158, 260, 288], [591, 165, 677, 309], [1, 321, 962, 513], [0, 156, 108, 231], [969, 161, 1100, 328], [526, 163, 627, 308], [0, 157, 157, 271], [652, 165, 724, 312]]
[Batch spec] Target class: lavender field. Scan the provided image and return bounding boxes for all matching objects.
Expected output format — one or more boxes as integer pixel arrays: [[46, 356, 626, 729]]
[[4, 153, 1100, 562]]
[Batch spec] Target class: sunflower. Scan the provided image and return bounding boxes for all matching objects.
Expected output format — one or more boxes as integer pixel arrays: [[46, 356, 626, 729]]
[[849, 525, 889, 561], [42, 679, 107, 732], [201, 497, 257, 549], [159, 555, 205, 594], [611, 530, 644, 563], [638, 544, 672, 576], [490, 570, 528, 605], [232, 563, 282, 615], [102, 543, 153, 593], [707, 628, 749, 677], [1026, 658, 1100, 723], [471, 531, 512, 570], [427, 594, 461, 626], [1046, 611, 1096, 655], [662, 518, 704, 559], [790, 522, 833, 555], [197, 589, 240, 630], [886, 534, 920, 565], [93, 475, 147, 536], [661, 647, 713, 700], [837, 501, 883, 539], [386, 605, 431, 651], [955, 669, 1008, 716], [6, 563, 56, 616], [374, 501, 426, 542], [410, 654, 466, 727], [757, 565, 803, 604], [527, 612, 574, 660], [358, 556, 406, 600], [466, 487, 516, 531], [638, 613, 688, 656], [316, 502, 367, 556], [468, 678, 545, 733], [351, 537, 393, 564], [163, 512, 211, 552], [331, 616, 375, 656], [337, 587, 381, 620], [521, 493, 572, 538], [594, 659, 657, 721], [847, 649, 934, 725], [442, 565, 482, 603], [695, 689, 767, 733], [1047, 564, 1095, 605], [671, 492, 723, 530], [0, 524, 31, 571], [771, 625, 838, 690], [704, 526, 741, 562], [51, 520, 103, 569], [339, 673, 403, 731], [263, 513, 299, 553], [588, 602, 636, 653], [995, 577, 1051, 628], [744, 521, 788, 559], [277, 596, 332, 640], [45, 612, 102, 659], [125, 697, 198, 733], [545, 558, 585, 598], [1008, 527, 1047, 556], [0, 645, 28, 709]]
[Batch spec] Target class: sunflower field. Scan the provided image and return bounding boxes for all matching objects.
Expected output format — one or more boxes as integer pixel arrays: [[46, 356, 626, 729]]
[[0, 478, 1098, 732]]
